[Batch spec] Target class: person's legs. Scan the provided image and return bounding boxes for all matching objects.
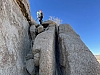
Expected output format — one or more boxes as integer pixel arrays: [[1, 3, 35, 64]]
[[39, 19, 41, 24], [40, 20, 42, 24], [39, 16, 43, 24]]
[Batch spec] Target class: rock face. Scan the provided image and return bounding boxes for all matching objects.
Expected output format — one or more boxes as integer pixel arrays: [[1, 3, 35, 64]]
[[32, 25, 56, 75], [0, 0, 32, 75], [58, 24, 100, 75], [0, 0, 100, 75]]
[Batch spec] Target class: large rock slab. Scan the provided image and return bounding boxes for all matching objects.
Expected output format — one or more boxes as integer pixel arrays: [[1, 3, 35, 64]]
[[32, 25, 56, 75], [0, 0, 32, 75], [58, 24, 100, 75]]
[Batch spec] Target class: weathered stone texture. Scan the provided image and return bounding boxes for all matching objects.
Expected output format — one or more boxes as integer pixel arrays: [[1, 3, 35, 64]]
[[37, 25, 44, 34], [58, 24, 100, 75], [0, 0, 31, 75], [26, 59, 35, 75], [32, 25, 56, 75], [42, 20, 57, 28], [30, 25, 36, 40], [34, 53, 40, 66]]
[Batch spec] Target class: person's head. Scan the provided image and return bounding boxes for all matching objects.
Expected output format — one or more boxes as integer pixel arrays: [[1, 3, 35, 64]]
[[39, 10, 42, 13]]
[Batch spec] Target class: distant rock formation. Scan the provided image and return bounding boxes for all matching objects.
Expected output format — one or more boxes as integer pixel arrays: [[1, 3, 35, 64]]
[[95, 55, 100, 63], [0, 0, 100, 75]]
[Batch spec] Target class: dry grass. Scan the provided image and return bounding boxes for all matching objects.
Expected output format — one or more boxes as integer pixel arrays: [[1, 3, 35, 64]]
[[95, 55, 100, 63]]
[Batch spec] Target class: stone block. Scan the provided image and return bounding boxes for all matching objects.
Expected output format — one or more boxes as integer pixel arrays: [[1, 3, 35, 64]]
[[26, 59, 35, 75], [34, 53, 40, 66], [37, 25, 44, 33], [30, 25, 36, 40]]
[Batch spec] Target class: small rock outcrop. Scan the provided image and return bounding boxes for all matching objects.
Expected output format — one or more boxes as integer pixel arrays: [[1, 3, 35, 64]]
[[37, 25, 44, 33], [42, 20, 57, 28]]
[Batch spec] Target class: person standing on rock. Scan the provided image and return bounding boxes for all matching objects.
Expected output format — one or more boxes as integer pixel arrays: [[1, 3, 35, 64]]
[[36, 10, 43, 24]]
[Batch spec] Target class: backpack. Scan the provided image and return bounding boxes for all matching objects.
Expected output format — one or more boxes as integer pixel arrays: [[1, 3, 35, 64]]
[[37, 12, 41, 18], [41, 12, 43, 17]]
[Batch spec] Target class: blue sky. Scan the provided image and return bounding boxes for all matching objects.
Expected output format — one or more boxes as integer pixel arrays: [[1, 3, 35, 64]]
[[29, 0, 100, 55]]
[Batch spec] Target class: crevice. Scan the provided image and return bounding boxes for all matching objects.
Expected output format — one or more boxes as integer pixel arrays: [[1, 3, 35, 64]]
[[57, 26, 71, 75], [55, 26, 62, 75], [28, 26, 32, 40], [16, 0, 30, 22], [35, 66, 39, 75]]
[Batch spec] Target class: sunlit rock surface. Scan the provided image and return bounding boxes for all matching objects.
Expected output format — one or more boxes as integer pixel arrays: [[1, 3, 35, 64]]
[[58, 24, 100, 75], [0, 0, 31, 75]]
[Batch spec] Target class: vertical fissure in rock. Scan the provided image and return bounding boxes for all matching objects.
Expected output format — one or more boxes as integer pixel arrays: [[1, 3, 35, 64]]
[[35, 66, 39, 75], [55, 26, 62, 75], [16, 0, 30, 22]]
